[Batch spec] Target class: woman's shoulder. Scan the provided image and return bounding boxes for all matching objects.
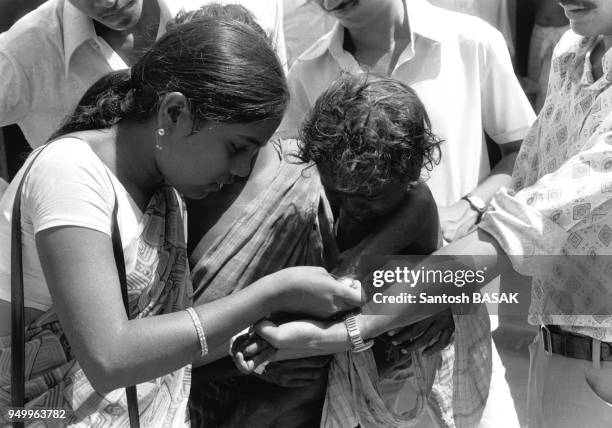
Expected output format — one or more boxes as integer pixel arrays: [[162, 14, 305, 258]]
[[21, 137, 117, 224], [27, 136, 109, 180]]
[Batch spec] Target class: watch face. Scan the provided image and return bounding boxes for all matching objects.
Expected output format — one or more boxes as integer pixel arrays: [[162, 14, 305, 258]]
[[466, 195, 486, 212]]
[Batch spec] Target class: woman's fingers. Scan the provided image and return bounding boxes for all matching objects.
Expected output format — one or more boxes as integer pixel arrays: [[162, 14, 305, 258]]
[[334, 277, 365, 309], [248, 346, 276, 368], [234, 345, 277, 375], [241, 337, 271, 358], [254, 319, 283, 347], [233, 351, 253, 374]]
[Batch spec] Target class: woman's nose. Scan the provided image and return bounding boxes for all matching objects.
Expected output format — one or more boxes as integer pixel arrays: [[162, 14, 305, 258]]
[[230, 153, 254, 178]]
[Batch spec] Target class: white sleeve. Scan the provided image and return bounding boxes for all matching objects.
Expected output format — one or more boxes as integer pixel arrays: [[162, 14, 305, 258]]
[[279, 65, 313, 132], [270, 0, 288, 73], [0, 51, 32, 128], [21, 139, 115, 236], [480, 28, 536, 144]]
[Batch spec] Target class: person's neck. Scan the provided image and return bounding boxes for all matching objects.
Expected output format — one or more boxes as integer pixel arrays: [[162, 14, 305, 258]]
[[590, 35, 612, 81], [94, 0, 161, 66], [345, 0, 409, 54], [604, 35, 612, 54], [114, 121, 165, 210]]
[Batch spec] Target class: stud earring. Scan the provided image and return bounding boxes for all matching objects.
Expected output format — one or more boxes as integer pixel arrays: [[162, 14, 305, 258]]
[[157, 128, 166, 136]]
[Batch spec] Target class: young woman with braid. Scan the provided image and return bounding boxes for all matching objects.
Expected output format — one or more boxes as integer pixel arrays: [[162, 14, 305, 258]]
[[0, 17, 362, 426]]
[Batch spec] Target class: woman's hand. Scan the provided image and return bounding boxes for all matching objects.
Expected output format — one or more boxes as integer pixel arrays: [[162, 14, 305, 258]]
[[230, 317, 350, 373], [230, 329, 276, 374], [255, 318, 350, 359], [269, 267, 364, 319]]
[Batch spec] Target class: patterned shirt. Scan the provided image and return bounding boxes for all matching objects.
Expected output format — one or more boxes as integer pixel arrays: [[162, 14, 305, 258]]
[[481, 31, 612, 341]]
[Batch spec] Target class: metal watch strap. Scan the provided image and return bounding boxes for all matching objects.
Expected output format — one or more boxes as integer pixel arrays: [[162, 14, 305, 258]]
[[343, 314, 374, 353], [462, 194, 486, 223]]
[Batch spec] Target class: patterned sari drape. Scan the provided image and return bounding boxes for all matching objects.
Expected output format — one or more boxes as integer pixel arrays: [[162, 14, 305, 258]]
[[0, 186, 193, 427]]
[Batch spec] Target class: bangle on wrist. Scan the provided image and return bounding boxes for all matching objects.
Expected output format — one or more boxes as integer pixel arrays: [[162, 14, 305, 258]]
[[186, 307, 208, 357]]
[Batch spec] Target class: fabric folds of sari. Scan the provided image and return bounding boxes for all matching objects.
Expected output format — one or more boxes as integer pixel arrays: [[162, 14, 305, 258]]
[[191, 161, 337, 304], [0, 186, 193, 427], [321, 306, 491, 428], [322, 348, 441, 428], [188, 152, 337, 427]]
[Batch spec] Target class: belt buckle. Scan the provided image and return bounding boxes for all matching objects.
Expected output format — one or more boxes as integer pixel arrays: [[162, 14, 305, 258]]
[[541, 325, 553, 355]]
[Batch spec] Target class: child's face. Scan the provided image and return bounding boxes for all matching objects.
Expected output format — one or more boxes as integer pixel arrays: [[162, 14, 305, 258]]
[[320, 172, 407, 222]]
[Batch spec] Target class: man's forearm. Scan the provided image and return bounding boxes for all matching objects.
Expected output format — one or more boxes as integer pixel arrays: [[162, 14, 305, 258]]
[[357, 229, 512, 339], [469, 139, 522, 202], [469, 150, 518, 203]]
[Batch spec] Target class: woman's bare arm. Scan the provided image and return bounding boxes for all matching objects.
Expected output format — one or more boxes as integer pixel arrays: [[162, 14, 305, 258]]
[[36, 226, 361, 392], [37, 226, 277, 391]]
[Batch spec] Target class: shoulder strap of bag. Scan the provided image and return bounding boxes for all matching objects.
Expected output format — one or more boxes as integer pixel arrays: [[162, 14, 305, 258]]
[[11, 143, 139, 428], [11, 147, 48, 428], [109, 188, 140, 428]]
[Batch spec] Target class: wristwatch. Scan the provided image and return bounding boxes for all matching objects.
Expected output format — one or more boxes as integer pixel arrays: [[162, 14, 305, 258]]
[[343, 313, 374, 353], [461, 193, 487, 223]]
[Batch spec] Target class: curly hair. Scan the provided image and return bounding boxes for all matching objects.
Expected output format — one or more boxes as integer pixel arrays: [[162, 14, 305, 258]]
[[298, 73, 442, 194]]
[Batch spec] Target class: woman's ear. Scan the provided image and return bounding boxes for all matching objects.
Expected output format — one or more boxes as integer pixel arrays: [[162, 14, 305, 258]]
[[157, 92, 192, 135]]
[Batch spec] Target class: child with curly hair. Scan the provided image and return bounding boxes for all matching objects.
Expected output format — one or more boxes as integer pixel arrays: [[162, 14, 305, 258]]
[[232, 74, 461, 425], [298, 73, 442, 254]]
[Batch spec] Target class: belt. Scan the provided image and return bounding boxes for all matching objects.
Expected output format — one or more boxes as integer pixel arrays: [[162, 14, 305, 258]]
[[541, 325, 612, 361]]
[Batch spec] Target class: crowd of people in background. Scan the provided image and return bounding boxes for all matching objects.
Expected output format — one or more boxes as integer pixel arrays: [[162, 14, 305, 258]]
[[0, 1, 611, 428]]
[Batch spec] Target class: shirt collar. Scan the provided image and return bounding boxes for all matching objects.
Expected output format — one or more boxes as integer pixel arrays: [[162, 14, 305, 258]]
[[63, 0, 95, 76], [566, 35, 612, 84], [298, 0, 441, 64], [62, 0, 173, 77]]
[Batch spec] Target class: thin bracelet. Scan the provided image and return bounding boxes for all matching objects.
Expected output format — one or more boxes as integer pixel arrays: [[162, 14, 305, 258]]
[[186, 307, 208, 357]]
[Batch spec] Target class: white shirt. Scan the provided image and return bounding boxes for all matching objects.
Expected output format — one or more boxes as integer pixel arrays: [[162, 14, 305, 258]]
[[0, 0, 286, 148], [429, 0, 514, 56], [283, 0, 335, 67], [282, 0, 535, 206], [0, 138, 144, 311]]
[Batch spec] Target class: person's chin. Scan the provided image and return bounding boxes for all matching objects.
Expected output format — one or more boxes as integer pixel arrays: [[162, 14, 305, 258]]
[[569, 20, 597, 38], [185, 190, 210, 200]]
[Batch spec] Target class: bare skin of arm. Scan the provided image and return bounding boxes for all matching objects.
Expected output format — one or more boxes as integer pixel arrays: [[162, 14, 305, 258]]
[[232, 183, 454, 367], [0, 225, 362, 392], [245, 228, 512, 362], [439, 140, 521, 242]]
